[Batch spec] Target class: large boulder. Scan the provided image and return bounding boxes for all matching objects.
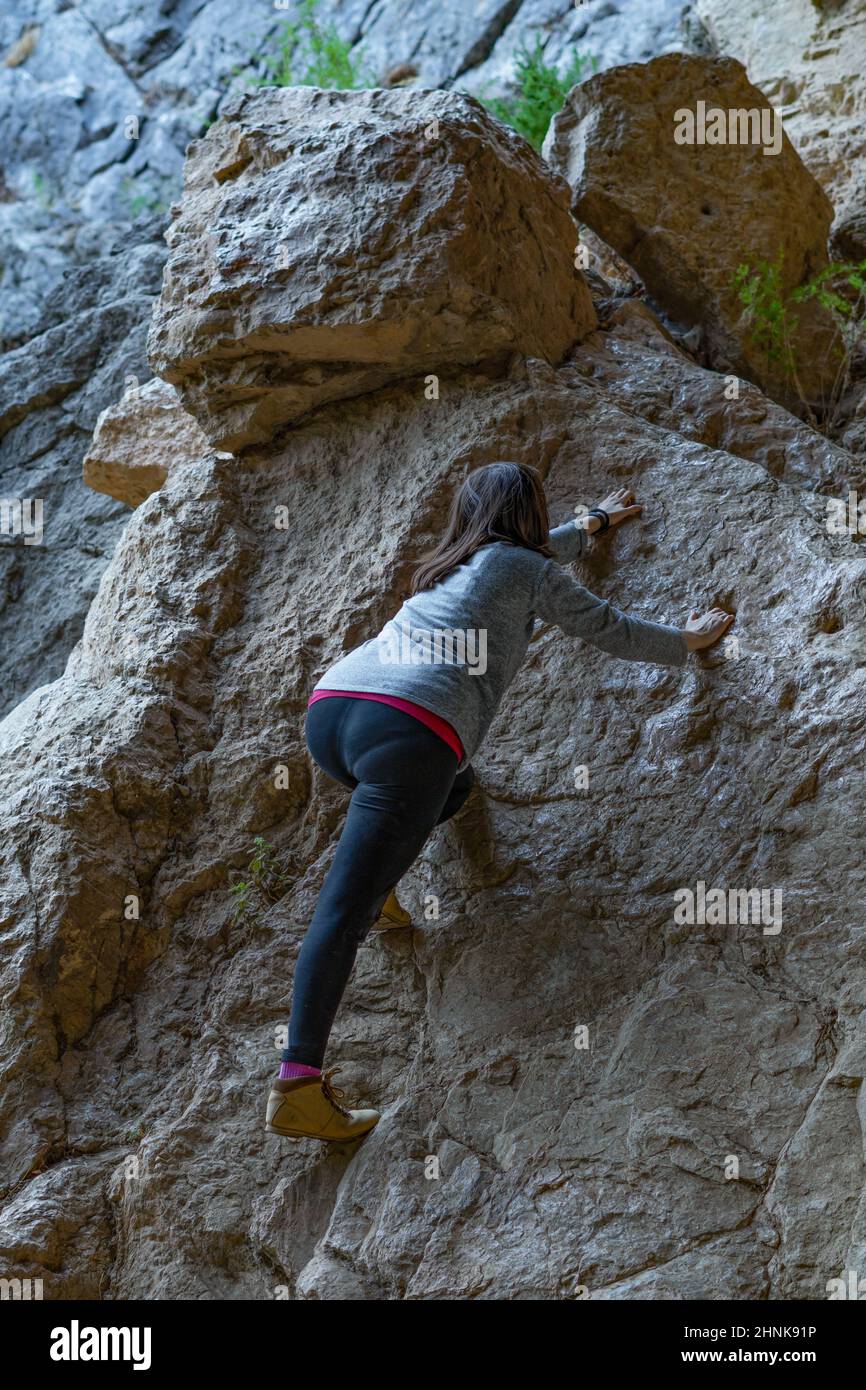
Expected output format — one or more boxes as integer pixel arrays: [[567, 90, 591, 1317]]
[[147, 86, 596, 451], [544, 53, 841, 410]]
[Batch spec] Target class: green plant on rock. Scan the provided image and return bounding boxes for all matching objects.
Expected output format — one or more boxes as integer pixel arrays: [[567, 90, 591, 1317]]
[[792, 258, 866, 414], [230, 836, 293, 923], [31, 169, 55, 210], [734, 252, 866, 428], [252, 0, 372, 90], [733, 253, 797, 375], [481, 38, 596, 151], [119, 175, 171, 219]]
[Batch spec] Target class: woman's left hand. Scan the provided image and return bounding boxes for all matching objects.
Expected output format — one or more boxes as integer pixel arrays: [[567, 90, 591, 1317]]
[[596, 487, 642, 528]]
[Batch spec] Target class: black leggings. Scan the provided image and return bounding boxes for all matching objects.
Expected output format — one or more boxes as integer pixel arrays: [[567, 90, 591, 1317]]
[[283, 696, 475, 1067]]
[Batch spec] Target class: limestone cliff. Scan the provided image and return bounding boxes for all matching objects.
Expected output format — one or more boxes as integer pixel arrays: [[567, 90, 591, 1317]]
[[1, 69, 865, 1300]]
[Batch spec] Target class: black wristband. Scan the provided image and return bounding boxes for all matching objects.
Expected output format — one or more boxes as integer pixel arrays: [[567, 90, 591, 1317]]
[[588, 507, 610, 534]]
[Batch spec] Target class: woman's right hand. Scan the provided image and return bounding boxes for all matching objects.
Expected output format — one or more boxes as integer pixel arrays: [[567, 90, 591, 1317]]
[[683, 608, 735, 651]]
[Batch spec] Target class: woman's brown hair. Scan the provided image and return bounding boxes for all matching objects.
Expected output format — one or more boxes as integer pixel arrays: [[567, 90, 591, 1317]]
[[411, 462, 553, 595]]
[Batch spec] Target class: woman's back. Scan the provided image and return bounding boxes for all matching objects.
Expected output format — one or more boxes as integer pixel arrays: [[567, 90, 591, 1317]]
[[314, 523, 686, 768]]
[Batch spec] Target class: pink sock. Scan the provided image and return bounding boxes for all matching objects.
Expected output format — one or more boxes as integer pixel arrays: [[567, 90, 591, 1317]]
[[279, 1061, 321, 1080]]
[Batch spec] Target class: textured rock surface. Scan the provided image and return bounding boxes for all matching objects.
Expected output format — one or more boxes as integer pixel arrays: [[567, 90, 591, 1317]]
[[3, 91, 866, 1288], [84, 377, 211, 508], [3, 7, 866, 1304], [0, 221, 166, 719], [465, 0, 690, 94], [544, 53, 841, 408], [147, 87, 595, 451], [577, 302, 851, 490]]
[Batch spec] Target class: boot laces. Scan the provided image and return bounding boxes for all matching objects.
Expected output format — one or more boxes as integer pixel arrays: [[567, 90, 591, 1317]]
[[321, 1067, 351, 1117]]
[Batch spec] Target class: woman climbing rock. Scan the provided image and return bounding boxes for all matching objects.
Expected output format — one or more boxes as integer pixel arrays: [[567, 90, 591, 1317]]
[[266, 462, 734, 1142]]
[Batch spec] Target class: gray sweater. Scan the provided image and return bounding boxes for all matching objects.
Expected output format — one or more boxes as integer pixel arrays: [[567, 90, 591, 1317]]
[[315, 521, 688, 769]]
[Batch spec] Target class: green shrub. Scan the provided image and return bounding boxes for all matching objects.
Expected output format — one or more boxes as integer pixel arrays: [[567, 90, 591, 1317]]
[[31, 169, 55, 210], [253, 0, 372, 89], [119, 175, 170, 219], [732, 253, 795, 375], [482, 38, 595, 150], [230, 836, 293, 923], [733, 253, 866, 426]]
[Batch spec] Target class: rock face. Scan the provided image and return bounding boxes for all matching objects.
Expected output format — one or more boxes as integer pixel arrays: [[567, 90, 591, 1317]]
[[147, 87, 596, 452], [0, 221, 166, 719], [544, 53, 841, 410], [84, 378, 211, 509], [465, 0, 690, 95], [575, 301, 851, 490], [2, 84, 866, 1301]]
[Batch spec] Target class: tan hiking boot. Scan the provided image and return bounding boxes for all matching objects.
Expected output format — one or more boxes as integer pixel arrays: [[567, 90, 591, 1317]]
[[265, 1067, 380, 1142], [372, 888, 412, 931]]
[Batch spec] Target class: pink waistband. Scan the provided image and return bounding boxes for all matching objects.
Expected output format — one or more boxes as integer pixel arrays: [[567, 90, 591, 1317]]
[[308, 689, 464, 763]]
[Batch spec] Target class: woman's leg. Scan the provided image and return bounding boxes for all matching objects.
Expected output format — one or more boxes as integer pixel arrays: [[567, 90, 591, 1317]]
[[283, 698, 461, 1068]]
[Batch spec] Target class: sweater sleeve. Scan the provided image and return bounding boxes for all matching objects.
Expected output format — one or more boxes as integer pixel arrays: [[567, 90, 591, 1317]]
[[533, 559, 689, 666], [547, 519, 587, 564]]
